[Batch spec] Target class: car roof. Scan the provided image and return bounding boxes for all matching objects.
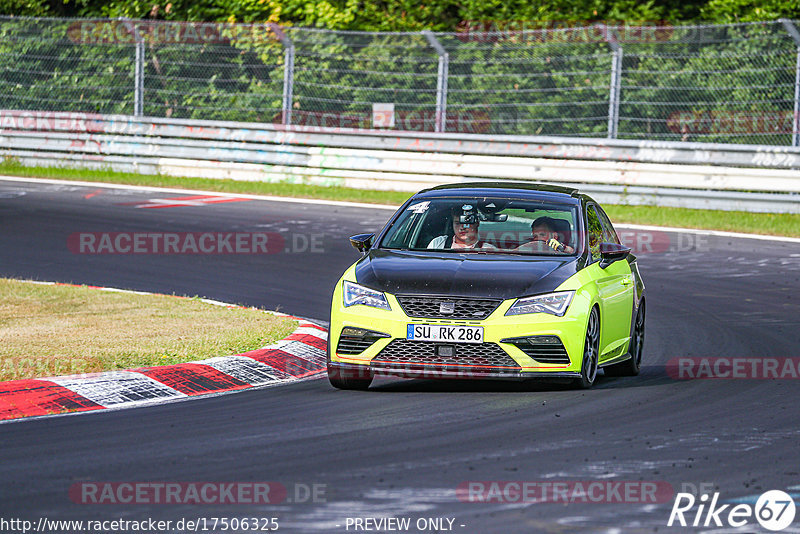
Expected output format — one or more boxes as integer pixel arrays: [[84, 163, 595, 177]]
[[413, 182, 583, 205]]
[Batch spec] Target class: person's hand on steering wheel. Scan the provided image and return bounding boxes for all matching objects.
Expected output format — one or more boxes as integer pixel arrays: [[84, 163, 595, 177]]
[[547, 237, 574, 254]]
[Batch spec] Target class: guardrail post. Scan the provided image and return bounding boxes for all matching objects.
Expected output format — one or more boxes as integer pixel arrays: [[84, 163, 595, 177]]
[[121, 19, 144, 116], [780, 19, 800, 147], [599, 25, 623, 139], [272, 24, 294, 126], [423, 31, 449, 133]]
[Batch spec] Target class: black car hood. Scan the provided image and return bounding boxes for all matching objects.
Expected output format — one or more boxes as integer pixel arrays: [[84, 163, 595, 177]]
[[354, 249, 579, 299]]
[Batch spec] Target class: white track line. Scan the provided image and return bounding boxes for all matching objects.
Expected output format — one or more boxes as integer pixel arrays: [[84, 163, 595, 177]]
[[1, 175, 797, 243], [614, 223, 800, 244], [0, 175, 399, 210]]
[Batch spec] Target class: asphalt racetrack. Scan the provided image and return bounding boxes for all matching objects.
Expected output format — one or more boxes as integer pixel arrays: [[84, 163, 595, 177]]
[[1, 178, 799, 533]]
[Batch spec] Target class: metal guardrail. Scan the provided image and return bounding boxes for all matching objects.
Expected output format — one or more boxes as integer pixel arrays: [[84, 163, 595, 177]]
[[0, 111, 798, 213]]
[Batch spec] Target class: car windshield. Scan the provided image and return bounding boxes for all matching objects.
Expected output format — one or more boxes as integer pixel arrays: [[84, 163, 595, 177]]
[[380, 197, 581, 255]]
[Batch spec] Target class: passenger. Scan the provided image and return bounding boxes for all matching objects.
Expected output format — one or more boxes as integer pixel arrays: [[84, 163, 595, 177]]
[[515, 216, 575, 254], [428, 204, 496, 250]]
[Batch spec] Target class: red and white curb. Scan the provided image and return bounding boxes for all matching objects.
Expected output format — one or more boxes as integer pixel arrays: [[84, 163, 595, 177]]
[[0, 282, 328, 421]]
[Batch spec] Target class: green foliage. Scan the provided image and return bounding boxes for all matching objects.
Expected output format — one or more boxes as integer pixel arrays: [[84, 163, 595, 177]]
[[0, 0, 49, 16], [4, 0, 800, 29], [84, 0, 229, 21], [699, 0, 800, 23]]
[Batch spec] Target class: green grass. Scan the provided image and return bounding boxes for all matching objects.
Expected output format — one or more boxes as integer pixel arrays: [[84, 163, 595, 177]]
[[1, 160, 798, 237], [603, 205, 799, 237], [0, 278, 298, 381], [0, 160, 414, 205]]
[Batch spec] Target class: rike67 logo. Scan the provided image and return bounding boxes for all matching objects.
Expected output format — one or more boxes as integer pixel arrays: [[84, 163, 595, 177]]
[[668, 490, 796, 531]]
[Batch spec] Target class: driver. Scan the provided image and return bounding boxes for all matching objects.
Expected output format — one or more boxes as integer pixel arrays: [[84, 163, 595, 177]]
[[428, 204, 496, 250], [515, 216, 575, 254]]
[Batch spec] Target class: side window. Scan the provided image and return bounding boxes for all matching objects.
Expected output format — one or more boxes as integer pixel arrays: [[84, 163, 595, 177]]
[[586, 206, 603, 262], [383, 211, 421, 248], [595, 206, 621, 245]]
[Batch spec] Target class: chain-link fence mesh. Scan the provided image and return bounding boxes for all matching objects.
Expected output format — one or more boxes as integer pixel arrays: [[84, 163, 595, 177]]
[[438, 32, 613, 137], [143, 23, 284, 121], [288, 29, 439, 130], [0, 18, 137, 115], [618, 22, 798, 145], [1, 17, 800, 145]]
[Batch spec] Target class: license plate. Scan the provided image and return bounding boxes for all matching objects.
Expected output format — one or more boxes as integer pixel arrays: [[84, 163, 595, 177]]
[[406, 324, 484, 344]]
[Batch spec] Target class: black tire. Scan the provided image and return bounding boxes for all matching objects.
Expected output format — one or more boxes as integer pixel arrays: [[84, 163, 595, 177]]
[[605, 300, 645, 377], [574, 307, 600, 389], [326, 341, 373, 390], [327, 365, 373, 390]]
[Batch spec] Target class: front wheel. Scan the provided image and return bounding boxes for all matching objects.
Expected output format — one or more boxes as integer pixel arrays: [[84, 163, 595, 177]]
[[574, 307, 599, 389], [605, 300, 645, 377], [327, 339, 373, 390], [327, 365, 373, 390]]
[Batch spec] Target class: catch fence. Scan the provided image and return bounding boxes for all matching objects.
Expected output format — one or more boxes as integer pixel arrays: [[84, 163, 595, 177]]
[[2, 17, 800, 145]]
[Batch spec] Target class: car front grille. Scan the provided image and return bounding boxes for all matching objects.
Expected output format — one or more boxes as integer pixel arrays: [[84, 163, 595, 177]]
[[395, 296, 501, 320], [371, 339, 521, 370]]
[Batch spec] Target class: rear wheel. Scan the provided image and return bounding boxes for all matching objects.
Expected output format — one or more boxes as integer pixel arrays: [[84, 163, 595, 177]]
[[574, 307, 599, 389], [605, 300, 645, 377]]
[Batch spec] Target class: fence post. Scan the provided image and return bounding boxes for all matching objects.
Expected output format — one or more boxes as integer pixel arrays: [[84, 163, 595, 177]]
[[272, 24, 294, 126], [599, 25, 623, 139], [780, 19, 800, 147], [423, 31, 449, 133], [134, 38, 144, 117], [121, 19, 144, 116]]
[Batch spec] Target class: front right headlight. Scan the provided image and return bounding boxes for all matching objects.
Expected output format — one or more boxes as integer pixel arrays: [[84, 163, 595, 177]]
[[505, 291, 574, 317], [343, 280, 391, 311]]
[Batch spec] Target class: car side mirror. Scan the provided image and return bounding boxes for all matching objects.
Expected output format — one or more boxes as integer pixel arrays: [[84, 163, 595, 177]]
[[349, 233, 374, 254], [599, 242, 631, 269]]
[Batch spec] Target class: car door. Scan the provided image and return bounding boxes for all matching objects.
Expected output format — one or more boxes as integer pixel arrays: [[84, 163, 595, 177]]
[[586, 204, 634, 361]]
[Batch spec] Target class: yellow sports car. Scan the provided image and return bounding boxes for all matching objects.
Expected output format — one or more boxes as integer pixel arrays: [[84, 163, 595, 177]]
[[327, 182, 645, 390]]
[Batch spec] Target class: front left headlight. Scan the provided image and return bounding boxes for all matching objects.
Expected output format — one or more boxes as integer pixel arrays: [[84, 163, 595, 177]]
[[343, 280, 391, 311], [505, 291, 575, 317]]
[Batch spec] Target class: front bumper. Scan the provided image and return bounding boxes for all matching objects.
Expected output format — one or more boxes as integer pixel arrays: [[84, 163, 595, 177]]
[[329, 284, 592, 380], [329, 361, 581, 381]]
